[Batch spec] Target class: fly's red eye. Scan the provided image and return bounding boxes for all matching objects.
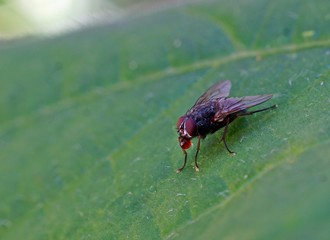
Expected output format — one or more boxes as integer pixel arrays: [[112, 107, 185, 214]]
[[185, 117, 197, 136], [177, 116, 185, 129]]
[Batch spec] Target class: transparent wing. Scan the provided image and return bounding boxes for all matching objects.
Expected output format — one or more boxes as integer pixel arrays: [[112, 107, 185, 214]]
[[213, 94, 273, 121], [193, 80, 232, 107]]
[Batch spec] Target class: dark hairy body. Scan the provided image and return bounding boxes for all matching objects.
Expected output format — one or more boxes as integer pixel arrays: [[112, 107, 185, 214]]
[[186, 100, 243, 137]]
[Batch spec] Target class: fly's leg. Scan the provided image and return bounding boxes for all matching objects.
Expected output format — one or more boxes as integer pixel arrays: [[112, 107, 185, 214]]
[[194, 136, 201, 172], [177, 149, 188, 173], [223, 104, 276, 155], [221, 117, 236, 155], [236, 105, 277, 117]]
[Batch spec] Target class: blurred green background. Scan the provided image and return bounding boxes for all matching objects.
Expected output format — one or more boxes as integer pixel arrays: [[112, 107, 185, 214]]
[[0, 0, 330, 239]]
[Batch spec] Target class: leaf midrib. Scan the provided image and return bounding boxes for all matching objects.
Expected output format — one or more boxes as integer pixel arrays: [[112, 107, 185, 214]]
[[1, 39, 329, 133]]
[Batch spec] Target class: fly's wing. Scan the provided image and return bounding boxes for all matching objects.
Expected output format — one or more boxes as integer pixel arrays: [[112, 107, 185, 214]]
[[213, 94, 273, 121], [193, 80, 232, 107]]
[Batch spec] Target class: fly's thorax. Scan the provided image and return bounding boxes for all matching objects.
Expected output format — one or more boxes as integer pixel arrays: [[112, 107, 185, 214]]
[[190, 101, 217, 118], [187, 102, 217, 126], [189, 101, 225, 137]]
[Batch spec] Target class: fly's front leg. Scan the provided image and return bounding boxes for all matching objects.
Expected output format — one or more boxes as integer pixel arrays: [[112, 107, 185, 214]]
[[177, 149, 188, 173], [194, 136, 202, 172]]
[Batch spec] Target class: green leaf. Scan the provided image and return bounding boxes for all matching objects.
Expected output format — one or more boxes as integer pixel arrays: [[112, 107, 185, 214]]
[[172, 142, 330, 239], [0, 0, 329, 239]]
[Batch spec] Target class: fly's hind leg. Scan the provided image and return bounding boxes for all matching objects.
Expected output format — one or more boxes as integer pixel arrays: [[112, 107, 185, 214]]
[[221, 117, 236, 155], [220, 105, 276, 156]]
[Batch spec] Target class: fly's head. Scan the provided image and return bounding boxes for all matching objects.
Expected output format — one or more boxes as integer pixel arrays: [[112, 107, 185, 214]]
[[177, 116, 197, 150]]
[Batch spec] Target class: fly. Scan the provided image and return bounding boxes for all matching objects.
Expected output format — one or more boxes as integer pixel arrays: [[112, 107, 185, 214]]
[[176, 80, 276, 173]]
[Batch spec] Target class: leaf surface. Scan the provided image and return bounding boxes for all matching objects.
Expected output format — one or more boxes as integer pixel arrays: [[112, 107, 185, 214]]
[[0, 0, 329, 239]]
